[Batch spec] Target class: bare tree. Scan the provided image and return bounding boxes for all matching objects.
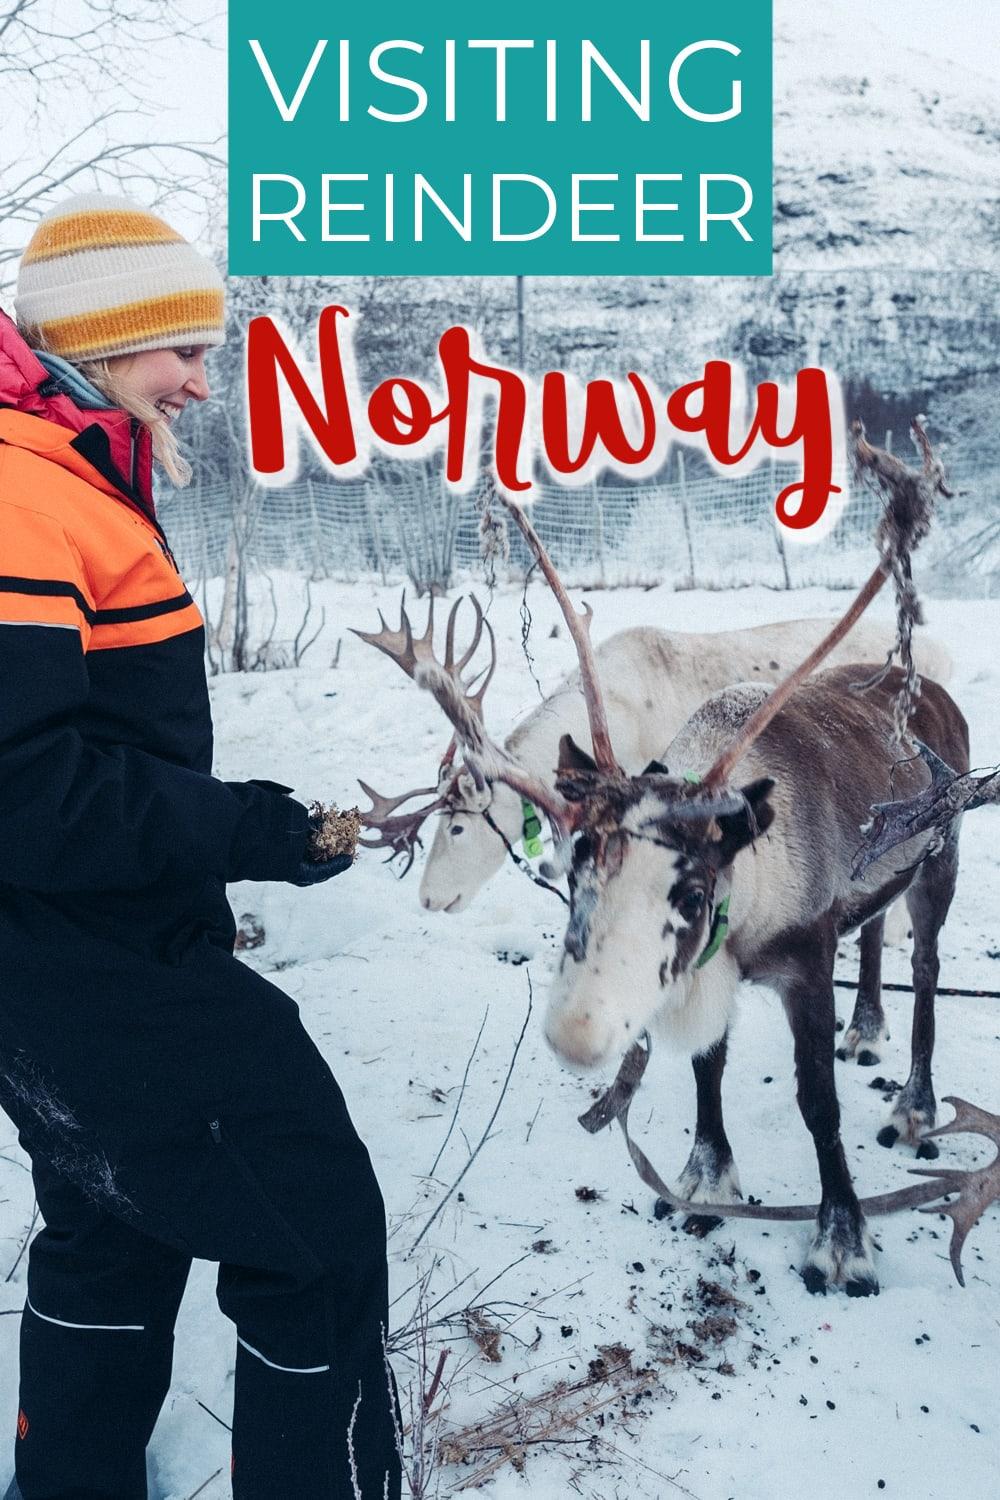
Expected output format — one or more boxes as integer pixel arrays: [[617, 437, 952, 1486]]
[[0, 0, 224, 289]]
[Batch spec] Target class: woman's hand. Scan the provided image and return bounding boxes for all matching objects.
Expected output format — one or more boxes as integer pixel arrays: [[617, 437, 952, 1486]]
[[291, 850, 354, 887]]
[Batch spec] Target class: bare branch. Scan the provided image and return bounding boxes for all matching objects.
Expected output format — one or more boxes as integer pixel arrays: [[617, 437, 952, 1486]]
[[410, 972, 534, 1255]]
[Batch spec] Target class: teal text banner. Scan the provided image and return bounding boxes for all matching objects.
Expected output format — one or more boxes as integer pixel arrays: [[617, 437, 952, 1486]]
[[229, 2, 772, 276]]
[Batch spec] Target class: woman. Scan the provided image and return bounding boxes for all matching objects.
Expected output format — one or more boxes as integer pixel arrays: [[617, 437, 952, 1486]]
[[0, 194, 401, 1499]]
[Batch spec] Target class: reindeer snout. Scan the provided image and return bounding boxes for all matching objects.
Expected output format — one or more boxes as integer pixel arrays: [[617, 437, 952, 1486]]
[[545, 1005, 615, 1072], [421, 892, 464, 913]]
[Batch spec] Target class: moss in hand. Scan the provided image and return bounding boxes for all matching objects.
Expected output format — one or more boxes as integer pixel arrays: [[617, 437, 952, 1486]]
[[306, 802, 362, 863]]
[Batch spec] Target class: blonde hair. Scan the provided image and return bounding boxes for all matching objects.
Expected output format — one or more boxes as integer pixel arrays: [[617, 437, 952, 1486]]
[[18, 321, 192, 488]]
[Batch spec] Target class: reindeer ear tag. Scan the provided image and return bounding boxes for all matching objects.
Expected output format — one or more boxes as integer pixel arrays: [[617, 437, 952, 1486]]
[[521, 798, 544, 859], [696, 895, 731, 969]]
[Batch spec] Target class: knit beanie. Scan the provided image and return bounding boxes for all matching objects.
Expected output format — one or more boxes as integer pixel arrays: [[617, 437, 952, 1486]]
[[14, 193, 225, 363]]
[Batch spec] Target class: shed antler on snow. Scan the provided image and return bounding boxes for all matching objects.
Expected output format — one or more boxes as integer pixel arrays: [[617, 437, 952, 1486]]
[[582, 1040, 1000, 1287]]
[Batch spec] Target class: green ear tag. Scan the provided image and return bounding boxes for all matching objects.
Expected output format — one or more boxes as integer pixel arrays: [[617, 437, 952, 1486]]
[[521, 798, 544, 860], [696, 895, 731, 969]]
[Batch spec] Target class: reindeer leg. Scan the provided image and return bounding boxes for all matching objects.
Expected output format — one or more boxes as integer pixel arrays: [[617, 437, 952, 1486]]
[[658, 1033, 743, 1237], [878, 829, 959, 1158], [781, 936, 879, 1297], [837, 913, 890, 1067]]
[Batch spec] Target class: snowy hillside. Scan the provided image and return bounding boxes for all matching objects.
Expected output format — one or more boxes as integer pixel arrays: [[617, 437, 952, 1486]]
[[3, 579, 998, 1499], [328, 17, 1000, 413], [773, 14, 999, 272]]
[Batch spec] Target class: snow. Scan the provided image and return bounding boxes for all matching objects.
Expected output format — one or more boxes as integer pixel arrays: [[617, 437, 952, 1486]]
[[2, 578, 998, 1499]]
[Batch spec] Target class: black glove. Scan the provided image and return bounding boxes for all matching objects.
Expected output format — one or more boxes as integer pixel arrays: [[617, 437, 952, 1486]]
[[292, 851, 354, 887]]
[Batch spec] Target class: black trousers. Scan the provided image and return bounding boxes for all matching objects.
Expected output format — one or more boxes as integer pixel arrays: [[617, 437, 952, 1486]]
[[0, 914, 401, 1500]]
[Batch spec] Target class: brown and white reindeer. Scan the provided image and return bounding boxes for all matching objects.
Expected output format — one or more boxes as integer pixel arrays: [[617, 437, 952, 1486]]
[[357, 605, 952, 1071], [356, 424, 991, 1296]]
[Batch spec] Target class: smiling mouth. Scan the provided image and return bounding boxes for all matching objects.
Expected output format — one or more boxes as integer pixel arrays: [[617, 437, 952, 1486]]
[[154, 399, 184, 422]]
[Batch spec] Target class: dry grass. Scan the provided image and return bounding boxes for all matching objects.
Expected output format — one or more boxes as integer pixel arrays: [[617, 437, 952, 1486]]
[[437, 1345, 660, 1491]]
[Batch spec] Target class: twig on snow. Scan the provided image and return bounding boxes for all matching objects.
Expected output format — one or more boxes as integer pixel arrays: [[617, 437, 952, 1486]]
[[428, 1006, 489, 1179], [194, 1398, 232, 1433], [5, 1199, 38, 1284], [182, 1469, 225, 1500], [410, 974, 534, 1254]]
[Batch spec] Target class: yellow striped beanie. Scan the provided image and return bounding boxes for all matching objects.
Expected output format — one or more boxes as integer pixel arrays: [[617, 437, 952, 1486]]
[[14, 193, 225, 363]]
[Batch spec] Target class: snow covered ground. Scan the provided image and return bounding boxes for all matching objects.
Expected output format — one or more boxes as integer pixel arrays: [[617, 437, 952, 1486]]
[[2, 578, 999, 1499]]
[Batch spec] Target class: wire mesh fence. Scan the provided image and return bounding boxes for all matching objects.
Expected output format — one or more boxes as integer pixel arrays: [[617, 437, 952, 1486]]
[[159, 453, 997, 596]]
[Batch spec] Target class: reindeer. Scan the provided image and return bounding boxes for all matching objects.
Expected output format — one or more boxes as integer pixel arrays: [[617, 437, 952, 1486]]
[[356, 604, 951, 1071], [356, 425, 990, 1296], [412, 619, 951, 921]]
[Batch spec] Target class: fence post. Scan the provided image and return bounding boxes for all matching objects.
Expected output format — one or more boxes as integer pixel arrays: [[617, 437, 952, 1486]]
[[305, 478, 328, 579], [677, 451, 696, 587], [592, 483, 607, 587], [771, 456, 792, 589], [364, 482, 389, 587]]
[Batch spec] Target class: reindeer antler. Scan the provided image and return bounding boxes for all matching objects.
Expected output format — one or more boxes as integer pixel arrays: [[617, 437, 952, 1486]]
[[350, 592, 505, 870], [909, 1097, 1000, 1286], [853, 742, 1000, 877], [701, 419, 949, 791], [350, 591, 497, 723], [356, 779, 449, 875], [483, 477, 622, 776], [353, 594, 580, 843]]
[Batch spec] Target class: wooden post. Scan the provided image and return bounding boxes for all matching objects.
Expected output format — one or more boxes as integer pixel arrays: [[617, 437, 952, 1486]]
[[771, 456, 792, 589], [677, 450, 696, 587]]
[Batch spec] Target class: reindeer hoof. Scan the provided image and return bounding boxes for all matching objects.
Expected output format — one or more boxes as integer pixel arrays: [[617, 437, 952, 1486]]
[[881, 1100, 937, 1152], [683, 1213, 724, 1237], [836, 1025, 889, 1067], [802, 1208, 879, 1297], [915, 1138, 940, 1160]]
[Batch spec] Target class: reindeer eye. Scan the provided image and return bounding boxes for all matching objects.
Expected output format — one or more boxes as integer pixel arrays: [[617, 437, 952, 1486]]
[[450, 824, 465, 836], [675, 888, 706, 923]]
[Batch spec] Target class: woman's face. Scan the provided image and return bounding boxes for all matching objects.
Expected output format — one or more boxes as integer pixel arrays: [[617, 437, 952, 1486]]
[[108, 345, 211, 422]]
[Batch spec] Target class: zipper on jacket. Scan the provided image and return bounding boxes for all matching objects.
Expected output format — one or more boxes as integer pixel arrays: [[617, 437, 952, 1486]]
[[208, 1119, 222, 1144]]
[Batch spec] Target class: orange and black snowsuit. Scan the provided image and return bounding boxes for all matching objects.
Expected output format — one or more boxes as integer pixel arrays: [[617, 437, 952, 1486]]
[[0, 313, 400, 1500]]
